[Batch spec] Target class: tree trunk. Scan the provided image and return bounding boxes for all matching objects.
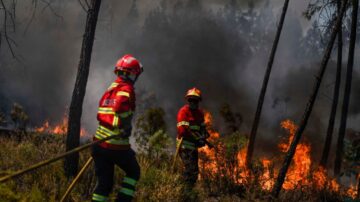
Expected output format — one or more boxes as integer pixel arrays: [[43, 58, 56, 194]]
[[334, 0, 358, 177], [320, 0, 343, 168], [64, 0, 102, 178], [271, 0, 348, 197], [245, 0, 290, 169]]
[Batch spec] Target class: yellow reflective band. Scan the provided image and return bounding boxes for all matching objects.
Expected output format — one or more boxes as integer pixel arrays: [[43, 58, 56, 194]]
[[95, 131, 108, 139], [99, 107, 113, 111], [97, 128, 116, 137], [97, 126, 121, 137], [123, 177, 137, 186], [116, 91, 130, 97], [95, 134, 106, 141], [96, 129, 111, 138], [96, 130, 129, 145], [92, 193, 108, 202], [98, 125, 118, 135], [119, 187, 135, 197], [112, 114, 119, 127], [177, 121, 189, 127], [107, 138, 129, 145], [190, 125, 200, 130], [98, 111, 115, 115], [97, 127, 113, 136], [108, 82, 119, 90], [181, 140, 196, 150], [119, 111, 133, 118], [98, 107, 115, 115], [95, 125, 130, 145]]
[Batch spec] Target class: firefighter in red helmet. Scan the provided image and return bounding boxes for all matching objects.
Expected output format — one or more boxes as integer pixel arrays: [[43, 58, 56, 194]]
[[91, 54, 143, 202], [176, 87, 210, 200]]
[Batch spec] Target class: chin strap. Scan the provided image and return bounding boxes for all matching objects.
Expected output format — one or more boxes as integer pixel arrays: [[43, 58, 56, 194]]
[[119, 74, 137, 84]]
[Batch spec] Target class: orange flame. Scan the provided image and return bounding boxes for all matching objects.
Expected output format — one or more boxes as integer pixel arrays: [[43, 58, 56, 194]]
[[35, 115, 87, 137], [312, 167, 327, 190], [198, 111, 222, 178], [235, 147, 250, 184], [260, 158, 275, 190], [35, 121, 49, 133], [196, 112, 358, 198], [347, 184, 357, 199]]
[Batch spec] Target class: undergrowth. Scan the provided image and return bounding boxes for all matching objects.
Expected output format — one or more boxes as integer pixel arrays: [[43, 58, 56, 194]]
[[0, 132, 357, 202]]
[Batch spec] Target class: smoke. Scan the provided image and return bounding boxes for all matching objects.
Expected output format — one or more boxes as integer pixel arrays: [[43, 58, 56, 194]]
[[0, 0, 359, 160]]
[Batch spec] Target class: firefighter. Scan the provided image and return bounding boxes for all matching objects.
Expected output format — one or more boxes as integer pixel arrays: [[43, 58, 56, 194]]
[[91, 54, 143, 202], [176, 87, 210, 200]]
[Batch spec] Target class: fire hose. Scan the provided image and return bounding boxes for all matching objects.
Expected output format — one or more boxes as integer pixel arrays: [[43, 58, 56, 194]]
[[60, 157, 93, 202], [172, 137, 183, 172], [0, 134, 122, 183]]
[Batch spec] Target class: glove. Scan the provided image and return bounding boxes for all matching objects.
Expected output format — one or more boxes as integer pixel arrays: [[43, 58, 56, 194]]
[[200, 126, 210, 139], [196, 138, 206, 147], [122, 125, 132, 138], [120, 116, 133, 138]]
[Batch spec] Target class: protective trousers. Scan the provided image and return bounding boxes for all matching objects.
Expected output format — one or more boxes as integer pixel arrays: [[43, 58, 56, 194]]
[[91, 144, 140, 202], [179, 148, 199, 199]]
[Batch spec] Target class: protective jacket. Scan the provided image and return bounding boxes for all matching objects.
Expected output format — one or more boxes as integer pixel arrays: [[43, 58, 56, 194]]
[[176, 104, 206, 150], [94, 77, 135, 150]]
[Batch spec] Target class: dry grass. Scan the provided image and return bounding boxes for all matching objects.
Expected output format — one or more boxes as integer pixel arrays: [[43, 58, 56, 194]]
[[0, 132, 355, 202]]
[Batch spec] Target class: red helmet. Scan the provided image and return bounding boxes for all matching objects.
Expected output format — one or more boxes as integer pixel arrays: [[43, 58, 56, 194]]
[[185, 87, 202, 101], [114, 54, 143, 76]]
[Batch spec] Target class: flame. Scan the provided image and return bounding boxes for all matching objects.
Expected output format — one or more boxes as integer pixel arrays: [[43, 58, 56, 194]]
[[279, 120, 311, 190], [198, 111, 222, 178], [195, 112, 358, 198], [235, 147, 250, 184], [35, 115, 87, 137], [312, 167, 327, 190], [347, 184, 357, 199], [260, 158, 274, 190], [35, 121, 49, 133], [198, 111, 250, 184]]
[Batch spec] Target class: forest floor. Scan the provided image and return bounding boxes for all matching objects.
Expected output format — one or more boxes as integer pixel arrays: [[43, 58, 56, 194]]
[[0, 132, 357, 202]]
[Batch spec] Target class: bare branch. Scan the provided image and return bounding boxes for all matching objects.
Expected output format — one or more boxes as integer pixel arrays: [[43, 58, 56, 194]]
[[78, 0, 88, 12], [39, 0, 63, 21], [1, 0, 16, 58], [10, 0, 16, 31], [84, 0, 90, 8], [23, 0, 38, 35]]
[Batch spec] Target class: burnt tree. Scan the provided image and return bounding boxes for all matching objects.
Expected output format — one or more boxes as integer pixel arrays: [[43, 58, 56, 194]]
[[271, 0, 348, 197], [334, 0, 358, 177], [245, 0, 290, 168], [320, 0, 343, 168], [64, 0, 102, 177]]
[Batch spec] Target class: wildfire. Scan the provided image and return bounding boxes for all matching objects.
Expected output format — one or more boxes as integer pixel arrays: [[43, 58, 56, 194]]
[[35, 115, 87, 137], [347, 184, 357, 199], [312, 167, 327, 190], [260, 159, 274, 190], [198, 111, 222, 178], [279, 119, 311, 190], [197, 112, 358, 198], [235, 147, 250, 184]]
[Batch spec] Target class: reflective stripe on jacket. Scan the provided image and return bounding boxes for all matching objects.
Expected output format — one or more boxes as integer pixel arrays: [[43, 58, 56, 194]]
[[176, 105, 205, 150], [95, 77, 135, 148]]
